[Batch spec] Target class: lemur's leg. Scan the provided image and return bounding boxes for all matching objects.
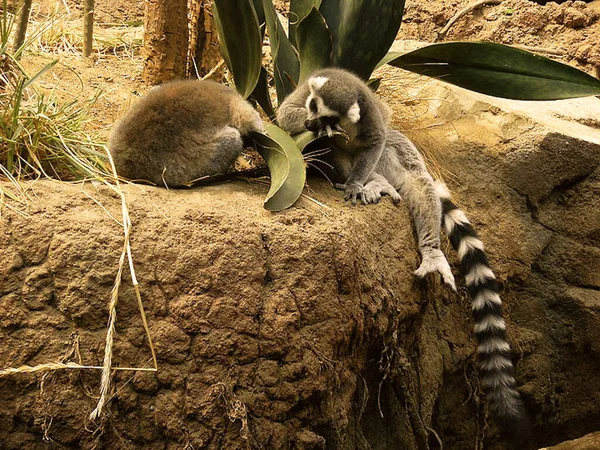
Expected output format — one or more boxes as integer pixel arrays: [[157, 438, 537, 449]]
[[382, 129, 456, 290]]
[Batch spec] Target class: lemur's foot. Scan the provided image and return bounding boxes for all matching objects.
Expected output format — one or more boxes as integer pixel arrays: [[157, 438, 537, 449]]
[[362, 180, 402, 205], [335, 182, 364, 205], [415, 248, 456, 291]]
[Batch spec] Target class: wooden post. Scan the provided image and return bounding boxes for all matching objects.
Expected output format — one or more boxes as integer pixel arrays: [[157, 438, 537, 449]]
[[13, 0, 33, 56], [83, 0, 94, 56], [143, 0, 189, 84]]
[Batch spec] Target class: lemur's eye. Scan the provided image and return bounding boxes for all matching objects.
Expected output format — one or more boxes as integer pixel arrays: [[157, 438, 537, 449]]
[[308, 98, 317, 113]]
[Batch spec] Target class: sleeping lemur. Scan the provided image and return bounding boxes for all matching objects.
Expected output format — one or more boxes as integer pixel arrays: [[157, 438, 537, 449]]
[[109, 79, 263, 187], [277, 68, 529, 441]]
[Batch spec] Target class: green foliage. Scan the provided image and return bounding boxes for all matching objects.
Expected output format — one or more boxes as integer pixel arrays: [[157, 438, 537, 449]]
[[250, 124, 306, 211], [386, 42, 600, 100], [213, 0, 263, 98], [213, 0, 600, 210], [0, 2, 110, 183]]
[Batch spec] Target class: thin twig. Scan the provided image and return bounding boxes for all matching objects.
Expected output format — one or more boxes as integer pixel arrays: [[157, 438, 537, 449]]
[[201, 59, 225, 81], [436, 0, 503, 42]]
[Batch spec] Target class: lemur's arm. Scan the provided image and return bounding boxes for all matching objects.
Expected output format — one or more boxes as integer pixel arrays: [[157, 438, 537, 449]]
[[335, 102, 387, 203], [276, 83, 311, 134], [383, 129, 456, 289]]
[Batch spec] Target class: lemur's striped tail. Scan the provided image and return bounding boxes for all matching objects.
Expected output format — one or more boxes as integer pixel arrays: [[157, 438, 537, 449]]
[[434, 182, 530, 441]]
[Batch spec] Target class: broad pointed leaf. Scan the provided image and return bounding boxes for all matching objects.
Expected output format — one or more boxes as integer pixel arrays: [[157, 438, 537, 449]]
[[387, 42, 600, 100], [289, 0, 322, 46], [250, 67, 276, 120], [262, 0, 300, 102], [319, 0, 405, 80], [375, 51, 404, 71], [296, 7, 332, 82], [249, 124, 306, 211], [213, 0, 262, 98], [249, 0, 266, 39], [367, 78, 382, 92]]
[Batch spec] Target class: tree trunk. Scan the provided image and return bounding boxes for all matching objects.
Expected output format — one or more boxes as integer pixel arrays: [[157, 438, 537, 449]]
[[143, 0, 189, 84], [13, 0, 33, 56], [83, 0, 94, 57], [188, 0, 224, 80], [143, 0, 223, 85]]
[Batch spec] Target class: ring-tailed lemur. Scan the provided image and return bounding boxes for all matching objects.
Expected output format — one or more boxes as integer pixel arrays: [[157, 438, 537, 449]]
[[278, 68, 456, 291], [109, 79, 263, 187], [277, 68, 529, 440]]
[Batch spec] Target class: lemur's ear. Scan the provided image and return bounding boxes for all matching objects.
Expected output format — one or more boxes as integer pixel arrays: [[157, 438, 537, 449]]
[[347, 102, 361, 123], [308, 76, 329, 93]]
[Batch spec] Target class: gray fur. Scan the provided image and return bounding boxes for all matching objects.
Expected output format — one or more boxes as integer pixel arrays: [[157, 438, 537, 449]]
[[279, 68, 391, 203], [109, 79, 263, 187], [277, 69, 455, 289]]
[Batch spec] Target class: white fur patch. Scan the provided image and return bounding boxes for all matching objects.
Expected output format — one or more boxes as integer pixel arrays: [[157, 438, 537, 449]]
[[472, 290, 502, 311], [457, 236, 485, 260], [474, 315, 506, 333], [308, 76, 329, 91], [443, 208, 470, 234], [481, 371, 515, 389], [347, 102, 361, 123], [465, 264, 496, 285], [434, 181, 451, 199], [477, 337, 511, 354], [479, 354, 513, 371], [305, 93, 314, 111]]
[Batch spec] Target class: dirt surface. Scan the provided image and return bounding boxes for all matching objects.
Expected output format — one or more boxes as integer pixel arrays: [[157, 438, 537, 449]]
[[0, 179, 444, 449]]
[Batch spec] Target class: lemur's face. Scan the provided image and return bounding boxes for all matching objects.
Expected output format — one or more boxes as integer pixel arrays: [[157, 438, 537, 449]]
[[304, 76, 361, 137]]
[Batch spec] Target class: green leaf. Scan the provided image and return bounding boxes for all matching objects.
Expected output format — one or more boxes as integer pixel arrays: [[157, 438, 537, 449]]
[[319, 0, 405, 80], [262, 0, 300, 102], [366, 78, 382, 92], [289, 0, 322, 46], [375, 51, 404, 71], [249, 124, 306, 211], [250, 67, 276, 120], [249, 0, 266, 39], [386, 42, 600, 100], [213, 0, 263, 98], [23, 60, 58, 89], [296, 7, 332, 82]]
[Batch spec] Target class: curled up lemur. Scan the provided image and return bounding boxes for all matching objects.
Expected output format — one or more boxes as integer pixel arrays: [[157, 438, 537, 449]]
[[277, 68, 529, 439], [109, 79, 263, 187]]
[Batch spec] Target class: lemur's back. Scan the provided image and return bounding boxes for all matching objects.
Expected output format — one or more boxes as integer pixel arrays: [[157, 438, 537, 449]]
[[109, 79, 262, 187]]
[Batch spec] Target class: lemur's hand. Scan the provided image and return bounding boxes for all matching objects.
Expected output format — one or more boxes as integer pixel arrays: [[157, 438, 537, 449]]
[[335, 182, 365, 205], [414, 248, 456, 291]]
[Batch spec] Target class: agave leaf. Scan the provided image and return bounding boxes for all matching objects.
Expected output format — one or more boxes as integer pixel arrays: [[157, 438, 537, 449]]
[[249, 124, 306, 211], [250, 67, 276, 120], [367, 78, 382, 92], [296, 7, 332, 82], [289, 0, 322, 46], [375, 51, 404, 71], [249, 0, 266, 39], [262, 0, 300, 102], [319, 0, 405, 80], [387, 42, 600, 100], [213, 0, 262, 98]]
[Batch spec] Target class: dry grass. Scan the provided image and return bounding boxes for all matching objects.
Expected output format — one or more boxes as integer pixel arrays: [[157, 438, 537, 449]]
[[0, 1, 157, 424]]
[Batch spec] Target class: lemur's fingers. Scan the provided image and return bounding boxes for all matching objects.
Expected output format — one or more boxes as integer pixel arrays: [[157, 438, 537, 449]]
[[384, 187, 402, 205], [335, 123, 346, 133], [325, 125, 334, 138], [414, 249, 457, 292], [334, 183, 346, 191], [342, 184, 363, 205]]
